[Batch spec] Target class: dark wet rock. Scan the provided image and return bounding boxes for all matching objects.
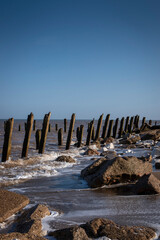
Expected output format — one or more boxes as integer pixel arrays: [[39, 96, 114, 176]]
[[119, 134, 141, 144], [84, 148, 100, 156], [81, 218, 155, 240], [91, 140, 101, 149], [155, 160, 160, 169], [55, 155, 75, 163], [141, 130, 160, 141], [100, 150, 117, 160], [0, 189, 29, 223], [140, 123, 152, 132], [151, 125, 160, 130], [16, 204, 50, 235], [51, 218, 156, 240], [81, 156, 152, 188], [102, 137, 114, 144], [49, 226, 90, 240], [132, 174, 160, 194]]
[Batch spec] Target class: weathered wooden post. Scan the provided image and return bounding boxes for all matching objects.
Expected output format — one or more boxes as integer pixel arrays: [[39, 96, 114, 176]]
[[136, 115, 140, 128], [33, 120, 36, 131], [24, 123, 27, 131], [58, 128, 63, 146], [92, 125, 95, 140], [4, 121, 6, 131], [95, 114, 103, 140], [76, 127, 80, 141], [142, 117, 146, 126], [101, 114, 110, 139], [48, 123, 51, 132], [21, 113, 34, 158], [86, 121, 93, 146], [55, 124, 58, 131], [77, 125, 84, 147], [18, 124, 21, 131], [66, 113, 76, 150], [107, 120, 114, 138], [2, 118, 14, 162], [118, 117, 125, 138], [64, 119, 67, 133], [35, 129, 41, 150], [113, 118, 119, 138], [128, 117, 134, 133], [39, 112, 51, 154], [124, 116, 129, 133]]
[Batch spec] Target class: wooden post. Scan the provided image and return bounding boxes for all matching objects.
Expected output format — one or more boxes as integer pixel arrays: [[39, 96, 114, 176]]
[[21, 113, 34, 158], [24, 123, 27, 131], [107, 120, 114, 138], [113, 118, 119, 138], [66, 113, 76, 150], [35, 129, 41, 150], [101, 114, 110, 139], [118, 117, 125, 138], [142, 117, 146, 126], [95, 114, 103, 140], [39, 112, 51, 154], [64, 119, 67, 133], [77, 125, 84, 147], [58, 128, 63, 146], [4, 121, 6, 131], [48, 123, 51, 132], [136, 115, 140, 128], [18, 124, 21, 131], [128, 117, 134, 133], [76, 127, 80, 141], [124, 116, 129, 133], [55, 124, 58, 131], [2, 118, 14, 162], [33, 120, 36, 131], [149, 120, 152, 126], [92, 125, 95, 140], [86, 121, 93, 146]]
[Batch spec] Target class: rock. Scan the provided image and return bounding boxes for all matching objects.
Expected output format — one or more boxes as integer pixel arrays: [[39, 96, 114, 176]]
[[100, 150, 117, 160], [55, 155, 75, 163], [141, 130, 160, 141], [81, 156, 152, 188], [0, 189, 29, 223], [140, 123, 152, 131], [0, 232, 47, 240], [16, 204, 50, 236], [49, 226, 90, 240], [132, 174, 160, 194], [139, 154, 152, 162], [84, 148, 100, 156], [102, 137, 114, 144], [155, 160, 160, 169], [120, 134, 141, 144], [81, 218, 155, 240]]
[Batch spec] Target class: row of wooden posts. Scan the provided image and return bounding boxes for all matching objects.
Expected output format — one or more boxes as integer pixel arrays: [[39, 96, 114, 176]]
[[2, 112, 152, 162]]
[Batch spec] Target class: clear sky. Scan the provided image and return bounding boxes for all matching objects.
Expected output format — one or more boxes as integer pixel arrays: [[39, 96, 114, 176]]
[[0, 0, 160, 120]]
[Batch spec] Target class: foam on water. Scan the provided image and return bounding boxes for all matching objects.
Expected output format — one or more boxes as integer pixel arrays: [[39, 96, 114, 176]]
[[42, 211, 59, 234]]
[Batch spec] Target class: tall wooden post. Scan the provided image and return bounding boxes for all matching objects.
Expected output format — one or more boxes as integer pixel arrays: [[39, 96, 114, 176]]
[[39, 112, 51, 154], [58, 128, 63, 146], [107, 120, 114, 138], [35, 129, 41, 150], [124, 116, 129, 133], [128, 117, 134, 133], [33, 120, 36, 131], [18, 124, 21, 131], [95, 114, 103, 140], [66, 113, 76, 150], [77, 125, 84, 147], [55, 124, 58, 131], [92, 125, 95, 140], [21, 113, 34, 158], [48, 123, 51, 132], [142, 117, 146, 126], [101, 114, 110, 139], [76, 127, 80, 141], [118, 117, 125, 138], [64, 119, 67, 133], [2, 118, 14, 162], [113, 118, 119, 138], [86, 121, 93, 146]]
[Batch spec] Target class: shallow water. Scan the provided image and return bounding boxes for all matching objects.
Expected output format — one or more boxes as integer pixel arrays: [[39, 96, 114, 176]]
[[0, 119, 160, 239]]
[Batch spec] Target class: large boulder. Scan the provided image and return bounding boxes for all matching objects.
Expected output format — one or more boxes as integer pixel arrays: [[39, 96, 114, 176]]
[[84, 148, 100, 156], [0, 189, 29, 223], [132, 173, 160, 194], [81, 218, 156, 240], [140, 130, 160, 141], [49, 218, 156, 240], [81, 156, 152, 188], [55, 155, 75, 163]]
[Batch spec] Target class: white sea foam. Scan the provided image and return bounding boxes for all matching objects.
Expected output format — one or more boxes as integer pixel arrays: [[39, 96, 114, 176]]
[[42, 211, 59, 233], [106, 143, 114, 149]]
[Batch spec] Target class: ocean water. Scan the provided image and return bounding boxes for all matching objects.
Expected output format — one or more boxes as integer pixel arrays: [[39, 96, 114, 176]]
[[0, 119, 160, 239]]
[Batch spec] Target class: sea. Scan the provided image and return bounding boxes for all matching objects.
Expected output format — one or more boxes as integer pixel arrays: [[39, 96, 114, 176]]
[[0, 119, 160, 239]]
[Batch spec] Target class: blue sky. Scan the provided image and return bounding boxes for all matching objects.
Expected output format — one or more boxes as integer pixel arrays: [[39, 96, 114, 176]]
[[0, 0, 160, 119]]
